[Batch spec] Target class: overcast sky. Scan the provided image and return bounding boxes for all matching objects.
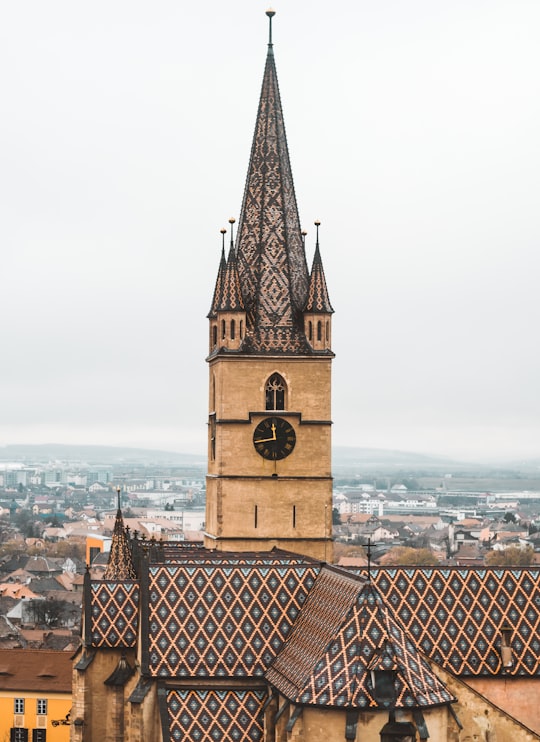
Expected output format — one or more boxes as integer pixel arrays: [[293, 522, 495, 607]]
[[1, 1, 539, 462]]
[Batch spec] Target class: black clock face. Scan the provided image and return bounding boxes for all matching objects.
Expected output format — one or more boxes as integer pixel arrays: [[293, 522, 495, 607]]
[[253, 416, 296, 460]]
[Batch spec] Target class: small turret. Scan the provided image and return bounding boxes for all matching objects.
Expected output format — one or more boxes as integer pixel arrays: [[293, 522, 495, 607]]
[[208, 219, 246, 354], [304, 221, 334, 351], [103, 487, 136, 580]]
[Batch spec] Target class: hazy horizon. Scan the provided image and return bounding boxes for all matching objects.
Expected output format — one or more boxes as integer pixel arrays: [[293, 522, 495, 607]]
[[2, 1, 539, 462]]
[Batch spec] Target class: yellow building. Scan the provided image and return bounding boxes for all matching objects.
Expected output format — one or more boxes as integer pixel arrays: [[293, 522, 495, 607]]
[[0, 649, 71, 742]]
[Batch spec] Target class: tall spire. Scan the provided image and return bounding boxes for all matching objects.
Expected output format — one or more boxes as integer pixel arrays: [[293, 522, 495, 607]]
[[234, 10, 310, 354]]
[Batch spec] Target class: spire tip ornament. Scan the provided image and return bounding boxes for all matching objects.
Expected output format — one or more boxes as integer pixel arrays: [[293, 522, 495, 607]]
[[266, 8, 276, 46]]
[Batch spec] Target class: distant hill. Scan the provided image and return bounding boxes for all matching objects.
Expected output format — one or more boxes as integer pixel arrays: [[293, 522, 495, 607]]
[[1, 443, 537, 475], [332, 446, 463, 471], [0, 444, 206, 467]]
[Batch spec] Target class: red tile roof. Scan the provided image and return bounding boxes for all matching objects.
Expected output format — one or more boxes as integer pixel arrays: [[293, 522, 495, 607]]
[[0, 648, 72, 692]]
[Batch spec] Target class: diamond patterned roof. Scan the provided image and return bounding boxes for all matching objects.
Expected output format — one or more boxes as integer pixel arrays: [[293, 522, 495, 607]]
[[163, 688, 266, 742], [148, 560, 319, 677], [266, 567, 454, 710], [90, 581, 139, 648], [368, 567, 540, 676], [234, 43, 310, 354]]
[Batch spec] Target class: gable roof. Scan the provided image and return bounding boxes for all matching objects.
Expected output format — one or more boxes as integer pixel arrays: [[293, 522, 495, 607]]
[[266, 566, 454, 710], [0, 648, 72, 692], [367, 567, 540, 677]]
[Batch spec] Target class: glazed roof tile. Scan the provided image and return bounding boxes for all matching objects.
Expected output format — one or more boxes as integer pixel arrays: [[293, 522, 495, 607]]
[[234, 43, 310, 353], [208, 243, 227, 319], [215, 245, 245, 312], [304, 242, 333, 313], [103, 508, 136, 580], [147, 560, 319, 677], [368, 567, 540, 676], [266, 567, 453, 710]]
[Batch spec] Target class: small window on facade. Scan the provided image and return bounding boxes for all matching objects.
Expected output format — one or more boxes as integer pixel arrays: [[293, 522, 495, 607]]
[[221, 319, 226, 340], [231, 319, 235, 340], [36, 700, 47, 715], [317, 321, 322, 341], [308, 321, 312, 341], [326, 320, 329, 341], [14, 699, 24, 714], [265, 373, 286, 410], [11, 730, 28, 742], [212, 325, 218, 346], [32, 731, 46, 742], [240, 320, 243, 338]]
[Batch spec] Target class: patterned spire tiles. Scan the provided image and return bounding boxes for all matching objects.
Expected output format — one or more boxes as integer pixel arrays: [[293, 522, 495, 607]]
[[235, 45, 310, 354], [103, 510, 137, 581], [207, 245, 227, 318], [304, 243, 334, 313], [216, 245, 245, 312]]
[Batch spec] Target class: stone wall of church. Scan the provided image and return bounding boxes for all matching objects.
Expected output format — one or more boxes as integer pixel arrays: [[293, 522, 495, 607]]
[[463, 677, 540, 737]]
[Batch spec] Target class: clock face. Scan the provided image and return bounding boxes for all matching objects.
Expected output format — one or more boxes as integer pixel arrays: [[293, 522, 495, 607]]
[[253, 416, 296, 460]]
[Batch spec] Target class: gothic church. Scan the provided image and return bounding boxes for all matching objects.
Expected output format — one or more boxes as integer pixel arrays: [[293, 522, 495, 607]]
[[72, 12, 540, 742]]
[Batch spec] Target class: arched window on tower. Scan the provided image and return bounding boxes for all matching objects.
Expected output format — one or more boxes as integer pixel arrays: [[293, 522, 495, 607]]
[[212, 325, 217, 346], [317, 321, 322, 341], [231, 319, 236, 340], [265, 373, 286, 411], [221, 319, 226, 340], [308, 321, 313, 341]]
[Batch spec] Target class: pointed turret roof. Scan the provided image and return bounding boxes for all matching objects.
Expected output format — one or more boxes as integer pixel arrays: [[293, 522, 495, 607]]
[[103, 491, 136, 581], [207, 230, 227, 318], [217, 227, 245, 313], [304, 224, 334, 313], [235, 13, 310, 353]]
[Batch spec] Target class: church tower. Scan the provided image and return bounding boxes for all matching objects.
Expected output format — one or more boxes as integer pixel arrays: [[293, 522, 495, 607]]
[[204, 11, 334, 561]]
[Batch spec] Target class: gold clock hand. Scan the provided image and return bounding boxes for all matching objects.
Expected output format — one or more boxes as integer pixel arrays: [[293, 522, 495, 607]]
[[254, 436, 276, 444]]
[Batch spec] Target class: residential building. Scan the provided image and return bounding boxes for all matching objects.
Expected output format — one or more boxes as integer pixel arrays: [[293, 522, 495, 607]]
[[0, 648, 71, 742]]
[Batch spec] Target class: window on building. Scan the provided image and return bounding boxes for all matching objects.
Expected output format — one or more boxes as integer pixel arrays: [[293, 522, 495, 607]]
[[10, 730, 28, 742], [14, 699, 24, 714], [317, 321, 322, 341], [32, 731, 46, 742], [212, 325, 218, 346], [265, 373, 286, 410], [231, 319, 235, 340], [221, 319, 226, 340], [36, 700, 47, 715]]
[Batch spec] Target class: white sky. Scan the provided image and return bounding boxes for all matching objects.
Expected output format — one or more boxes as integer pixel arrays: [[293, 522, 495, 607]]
[[1, 1, 539, 462]]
